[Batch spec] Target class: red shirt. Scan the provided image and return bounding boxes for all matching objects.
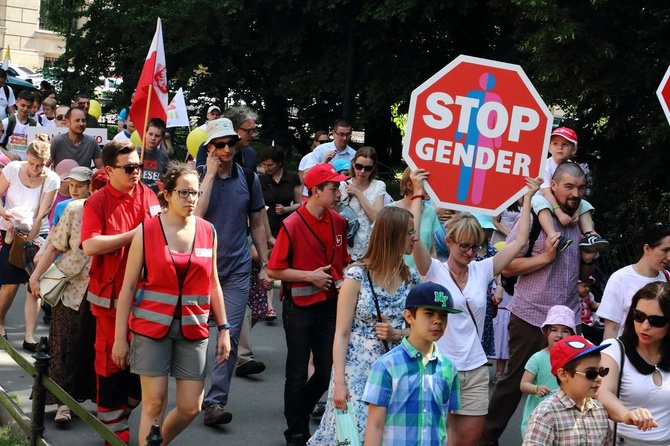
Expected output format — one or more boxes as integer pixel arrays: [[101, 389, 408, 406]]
[[80, 182, 160, 314]]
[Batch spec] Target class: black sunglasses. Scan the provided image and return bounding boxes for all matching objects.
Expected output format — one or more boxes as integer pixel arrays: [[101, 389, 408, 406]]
[[55, 114, 65, 121], [318, 139, 329, 144], [574, 367, 609, 380], [633, 309, 669, 327], [354, 163, 374, 172], [112, 163, 143, 174], [211, 140, 236, 149]]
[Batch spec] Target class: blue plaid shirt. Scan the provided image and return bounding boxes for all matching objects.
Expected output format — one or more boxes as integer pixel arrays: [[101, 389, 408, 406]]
[[362, 337, 460, 445]]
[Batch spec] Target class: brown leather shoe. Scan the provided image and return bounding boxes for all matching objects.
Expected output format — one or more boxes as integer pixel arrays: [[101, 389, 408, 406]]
[[203, 404, 232, 426]]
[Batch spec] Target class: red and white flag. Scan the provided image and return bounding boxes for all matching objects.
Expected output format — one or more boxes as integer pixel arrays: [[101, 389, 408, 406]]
[[129, 17, 168, 140]]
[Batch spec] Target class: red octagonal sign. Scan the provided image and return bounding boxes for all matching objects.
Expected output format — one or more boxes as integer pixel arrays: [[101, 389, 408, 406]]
[[403, 55, 552, 216]]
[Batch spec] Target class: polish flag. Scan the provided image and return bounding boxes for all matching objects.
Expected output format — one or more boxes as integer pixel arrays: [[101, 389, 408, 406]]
[[130, 17, 168, 141]]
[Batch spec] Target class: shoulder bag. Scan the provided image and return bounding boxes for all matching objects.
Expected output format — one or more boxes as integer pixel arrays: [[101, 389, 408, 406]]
[[366, 269, 390, 352]]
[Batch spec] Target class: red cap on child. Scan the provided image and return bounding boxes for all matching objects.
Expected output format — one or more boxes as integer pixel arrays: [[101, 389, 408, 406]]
[[550, 335, 607, 376]]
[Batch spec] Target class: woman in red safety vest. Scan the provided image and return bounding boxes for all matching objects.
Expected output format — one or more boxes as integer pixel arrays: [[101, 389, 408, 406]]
[[112, 163, 230, 445]]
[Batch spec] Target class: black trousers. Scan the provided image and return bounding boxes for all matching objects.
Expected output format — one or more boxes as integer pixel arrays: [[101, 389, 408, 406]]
[[282, 298, 337, 439]]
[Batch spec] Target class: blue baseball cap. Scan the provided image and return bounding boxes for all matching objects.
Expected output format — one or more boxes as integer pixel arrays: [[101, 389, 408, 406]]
[[405, 282, 462, 314]]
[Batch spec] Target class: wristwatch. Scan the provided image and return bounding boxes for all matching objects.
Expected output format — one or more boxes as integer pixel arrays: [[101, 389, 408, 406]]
[[217, 323, 230, 331]]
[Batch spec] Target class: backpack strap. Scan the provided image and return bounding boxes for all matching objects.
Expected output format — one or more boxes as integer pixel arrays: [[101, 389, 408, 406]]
[[524, 211, 541, 258], [1, 114, 16, 147], [662, 269, 670, 283]]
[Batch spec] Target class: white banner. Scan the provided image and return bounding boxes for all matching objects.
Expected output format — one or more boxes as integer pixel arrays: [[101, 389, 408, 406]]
[[167, 88, 189, 128], [26, 127, 109, 145]]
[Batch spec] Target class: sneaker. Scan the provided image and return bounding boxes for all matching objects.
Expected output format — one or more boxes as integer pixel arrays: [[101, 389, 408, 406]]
[[311, 401, 326, 418], [235, 360, 266, 377], [203, 404, 232, 426], [579, 232, 609, 253], [557, 236, 573, 252], [55, 405, 71, 424], [285, 433, 310, 446]]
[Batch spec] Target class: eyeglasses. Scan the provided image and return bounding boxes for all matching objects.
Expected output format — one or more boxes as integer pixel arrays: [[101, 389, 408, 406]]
[[318, 139, 330, 144], [77, 101, 90, 107], [354, 163, 374, 172], [333, 131, 352, 138], [574, 367, 609, 380], [55, 115, 65, 121], [260, 162, 277, 169], [211, 140, 237, 149], [457, 243, 482, 253], [174, 189, 202, 199], [239, 127, 258, 135], [633, 309, 669, 327], [112, 163, 143, 174]]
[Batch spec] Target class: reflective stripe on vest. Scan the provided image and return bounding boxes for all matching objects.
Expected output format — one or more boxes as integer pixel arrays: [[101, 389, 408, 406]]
[[87, 291, 117, 309]]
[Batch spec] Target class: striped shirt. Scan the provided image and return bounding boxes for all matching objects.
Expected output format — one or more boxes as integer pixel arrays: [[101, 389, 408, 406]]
[[362, 338, 460, 445], [523, 388, 611, 445], [507, 213, 583, 328]]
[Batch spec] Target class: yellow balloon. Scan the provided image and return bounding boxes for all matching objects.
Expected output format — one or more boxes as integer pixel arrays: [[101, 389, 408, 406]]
[[130, 130, 142, 147], [89, 99, 102, 120], [186, 128, 207, 158], [493, 241, 506, 252]]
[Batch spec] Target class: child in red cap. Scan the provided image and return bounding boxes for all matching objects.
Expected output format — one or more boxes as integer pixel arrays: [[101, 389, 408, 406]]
[[531, 127, 608, 252], [523, 335, 611, 445]]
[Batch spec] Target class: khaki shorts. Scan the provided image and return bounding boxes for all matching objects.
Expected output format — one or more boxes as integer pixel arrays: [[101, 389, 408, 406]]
[[452, 364, 489, 416], [130, 319, 208, 380]]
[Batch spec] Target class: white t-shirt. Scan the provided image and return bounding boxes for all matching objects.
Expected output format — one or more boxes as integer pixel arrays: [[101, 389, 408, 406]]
[[298, 152, 318, 197], [0, 86, 16, 121], [1, 117, 41, 160], [601, 338, 670, 442], [426, 257, 494, 371], [0, 161, 60, 233], [597, 265, 666, 336]]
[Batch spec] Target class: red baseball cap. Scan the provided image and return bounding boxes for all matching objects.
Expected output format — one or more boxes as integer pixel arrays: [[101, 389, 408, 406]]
[[304, 163, 349, 189], [550, 127, 578, 146], [550, 335, 607, 376]]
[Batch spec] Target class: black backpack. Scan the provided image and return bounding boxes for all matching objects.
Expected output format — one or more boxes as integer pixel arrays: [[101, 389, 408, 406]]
[[1, 114, 37, 147], [500, 211, 541, 295]]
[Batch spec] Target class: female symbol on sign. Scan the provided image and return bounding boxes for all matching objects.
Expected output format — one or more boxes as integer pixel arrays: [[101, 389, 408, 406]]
[[455, 73, 503, 204]]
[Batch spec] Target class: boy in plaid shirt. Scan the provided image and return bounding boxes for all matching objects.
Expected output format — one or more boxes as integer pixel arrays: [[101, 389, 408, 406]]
[[523, 335, 611, 445], [363, 282, 461, 445]]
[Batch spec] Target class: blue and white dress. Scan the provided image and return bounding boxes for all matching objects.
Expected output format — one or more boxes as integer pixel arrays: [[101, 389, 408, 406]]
[[307, 265, 421, 444]]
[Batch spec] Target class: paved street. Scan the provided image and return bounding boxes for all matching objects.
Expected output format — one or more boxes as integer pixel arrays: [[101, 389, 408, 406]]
[[1, 285, 525, 445]]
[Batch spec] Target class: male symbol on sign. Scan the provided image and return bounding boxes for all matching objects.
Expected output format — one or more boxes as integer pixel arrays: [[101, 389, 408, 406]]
[[455, 72, 503, 204]]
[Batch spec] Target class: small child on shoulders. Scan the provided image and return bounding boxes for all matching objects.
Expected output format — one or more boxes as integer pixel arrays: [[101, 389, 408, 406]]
[[522, 335, 611, 445], [363, 282, 461, 446], [532, 127, 608, 253], [519, 305, 577, 438]]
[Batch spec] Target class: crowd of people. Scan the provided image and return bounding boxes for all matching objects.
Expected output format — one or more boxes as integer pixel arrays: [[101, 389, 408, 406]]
[[0, 85, 669, 446]]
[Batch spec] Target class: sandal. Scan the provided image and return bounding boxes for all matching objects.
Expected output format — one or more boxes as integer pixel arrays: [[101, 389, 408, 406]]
[[266, 309, 277, 322], [55, 405, 71, 424]]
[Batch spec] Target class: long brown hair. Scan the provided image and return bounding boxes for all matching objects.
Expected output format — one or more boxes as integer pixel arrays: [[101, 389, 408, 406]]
[[355, 206, 412, 283]]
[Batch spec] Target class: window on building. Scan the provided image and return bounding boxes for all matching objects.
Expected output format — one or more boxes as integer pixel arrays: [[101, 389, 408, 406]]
[[38, 0, 54, 31]]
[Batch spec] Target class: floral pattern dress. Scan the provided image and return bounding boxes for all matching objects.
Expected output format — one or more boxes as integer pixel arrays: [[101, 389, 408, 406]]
[[307, 265, 421, 444], [339, 179, 386, 261]]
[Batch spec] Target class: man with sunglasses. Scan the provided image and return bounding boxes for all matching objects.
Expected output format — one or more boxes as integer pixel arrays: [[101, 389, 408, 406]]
[[196, 118, 269, 427], [48, 107, 103, 170], [483, 162, 599, 445], [80, 139, 161, 444], [311, 119, 356, 165], [54, 105, 69, 128], [195, 105, 259, 171]]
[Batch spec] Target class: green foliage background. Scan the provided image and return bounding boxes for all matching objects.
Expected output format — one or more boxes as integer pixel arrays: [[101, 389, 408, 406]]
[[43, 0, 670, 247]]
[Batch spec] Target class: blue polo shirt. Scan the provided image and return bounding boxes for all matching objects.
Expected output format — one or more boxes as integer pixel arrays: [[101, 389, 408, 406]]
[[203, 163, 264, 278]]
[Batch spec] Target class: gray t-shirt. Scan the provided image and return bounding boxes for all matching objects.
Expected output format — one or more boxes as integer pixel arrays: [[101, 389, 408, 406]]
[[50, 132, 101, 168]]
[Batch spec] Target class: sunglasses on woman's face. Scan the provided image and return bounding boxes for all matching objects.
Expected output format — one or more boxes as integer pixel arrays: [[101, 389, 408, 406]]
[[633, 309, 669, 327], [354, 163, 374, 172], [574, 367, 609, 380], [318, 139, 329, 144]]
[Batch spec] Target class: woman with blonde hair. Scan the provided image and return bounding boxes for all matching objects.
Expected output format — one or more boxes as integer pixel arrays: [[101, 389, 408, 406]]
[[308, 206, 421, 444], [0, 135, 59, 343], [410, 169, 540, 446]]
